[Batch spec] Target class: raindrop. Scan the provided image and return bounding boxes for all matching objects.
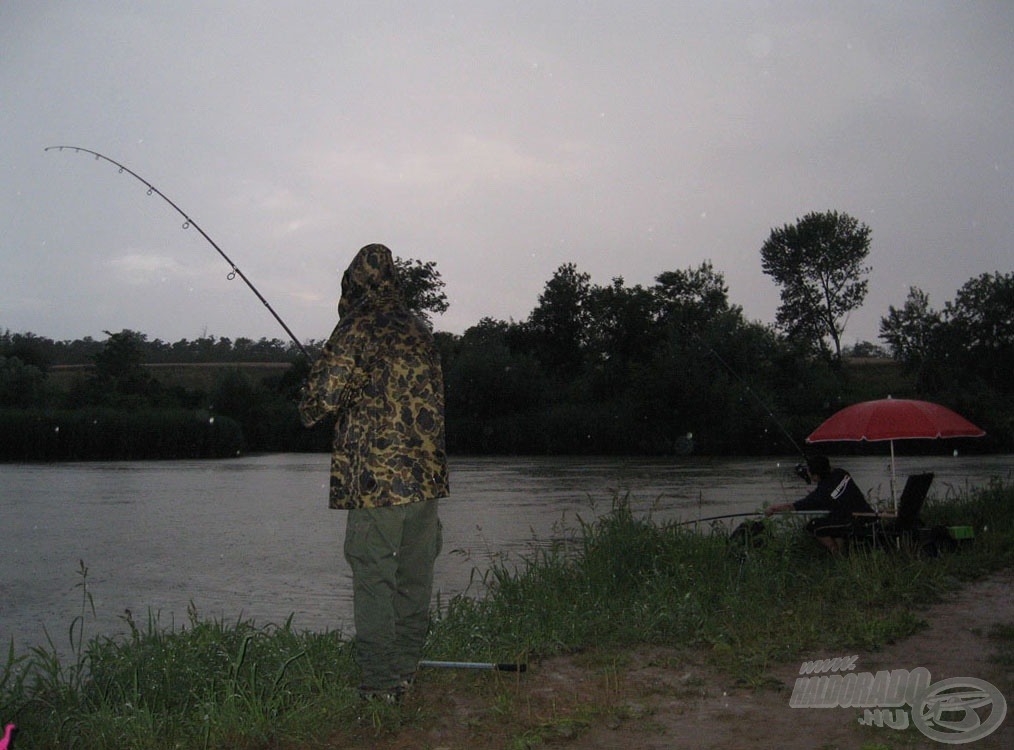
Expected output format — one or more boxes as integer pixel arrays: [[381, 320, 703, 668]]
[[208, 416, 216, 424]]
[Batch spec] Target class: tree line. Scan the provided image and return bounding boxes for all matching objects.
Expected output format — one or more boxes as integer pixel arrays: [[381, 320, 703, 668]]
[[0, 332, 302, 368], [2, 211, 1011, 459]]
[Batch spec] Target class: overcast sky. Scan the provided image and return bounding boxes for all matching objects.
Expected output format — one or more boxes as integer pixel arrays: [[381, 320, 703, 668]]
[[2, 1, 1011, 349]]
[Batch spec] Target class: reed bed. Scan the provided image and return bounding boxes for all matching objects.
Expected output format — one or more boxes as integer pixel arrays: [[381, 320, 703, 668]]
[[3, 480, 1012, 749]]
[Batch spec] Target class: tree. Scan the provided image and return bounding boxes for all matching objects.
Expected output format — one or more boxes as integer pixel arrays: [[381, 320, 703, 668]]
[[879, 287, 940, 368], [0, 355, 47, 407], [844, 340, 890, 359], [760, 210, 872, 363], [653, 261, 732, 326], [394, 257, 449, 322], [585, 278, 658, 363], [880, 272, 1013, 411], [944, 271, 1014, 351], [527, 263, 593, 376], [92, 329, 154, 397], [0, 331, 52, 371], [936, 272, 1014, 396]]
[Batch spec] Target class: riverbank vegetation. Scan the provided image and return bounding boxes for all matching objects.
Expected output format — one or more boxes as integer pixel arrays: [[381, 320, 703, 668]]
[[2, 267, 1011, 459], [3, 480, 1011, 749]]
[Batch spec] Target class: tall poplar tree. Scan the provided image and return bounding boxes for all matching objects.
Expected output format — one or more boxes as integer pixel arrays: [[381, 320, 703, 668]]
[[760, 210, 872, 363]]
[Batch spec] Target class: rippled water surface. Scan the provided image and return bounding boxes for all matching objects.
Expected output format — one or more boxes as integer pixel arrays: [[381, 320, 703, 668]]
[[2, 453, 1010, 654]]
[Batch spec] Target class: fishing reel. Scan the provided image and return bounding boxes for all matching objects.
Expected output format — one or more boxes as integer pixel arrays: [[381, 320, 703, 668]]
[[794, 462, 812, 484]]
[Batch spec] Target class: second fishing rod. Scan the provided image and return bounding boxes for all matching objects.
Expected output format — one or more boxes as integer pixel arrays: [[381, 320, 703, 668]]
[[674, 317, 809, 461]]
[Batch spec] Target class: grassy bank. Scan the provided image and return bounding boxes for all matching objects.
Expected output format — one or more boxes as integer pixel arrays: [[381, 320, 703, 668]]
[[3, 481, 1012, 749]]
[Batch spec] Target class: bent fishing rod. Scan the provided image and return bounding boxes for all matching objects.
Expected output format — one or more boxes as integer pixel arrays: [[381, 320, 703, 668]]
[[45, 146, 310, 359]]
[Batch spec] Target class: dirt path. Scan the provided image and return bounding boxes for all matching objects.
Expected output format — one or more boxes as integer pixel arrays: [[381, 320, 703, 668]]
[[340, 569, 1013, 749]]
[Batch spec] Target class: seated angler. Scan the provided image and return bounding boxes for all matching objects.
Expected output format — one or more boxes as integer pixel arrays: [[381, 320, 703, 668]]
[[766, 455, 874, 554]]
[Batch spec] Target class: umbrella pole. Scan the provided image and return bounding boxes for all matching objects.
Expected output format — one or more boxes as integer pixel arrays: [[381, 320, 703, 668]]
[[890, 439, 897, 512]]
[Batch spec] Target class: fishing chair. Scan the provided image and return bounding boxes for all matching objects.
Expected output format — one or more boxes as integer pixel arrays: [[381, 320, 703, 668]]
[[849, 472, 944, 554]]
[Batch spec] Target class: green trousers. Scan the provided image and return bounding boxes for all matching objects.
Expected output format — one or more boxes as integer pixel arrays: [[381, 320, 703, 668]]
[[344, 499, 442, 691]]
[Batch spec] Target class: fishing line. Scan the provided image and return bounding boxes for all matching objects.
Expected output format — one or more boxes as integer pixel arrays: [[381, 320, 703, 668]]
[[45, 146, 309, 359], [676, 320, 807, 458]]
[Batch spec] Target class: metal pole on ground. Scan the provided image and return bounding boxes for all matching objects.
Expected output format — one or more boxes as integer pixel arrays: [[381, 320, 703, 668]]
[[419, 660, 527, 672]]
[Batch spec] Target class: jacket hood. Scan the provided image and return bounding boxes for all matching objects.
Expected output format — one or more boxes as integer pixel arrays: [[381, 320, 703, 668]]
[[339, 244, 401, 317]]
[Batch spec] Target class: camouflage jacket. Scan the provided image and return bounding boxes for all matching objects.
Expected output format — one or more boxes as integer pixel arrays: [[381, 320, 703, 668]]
[[299, 244, 449, 509]]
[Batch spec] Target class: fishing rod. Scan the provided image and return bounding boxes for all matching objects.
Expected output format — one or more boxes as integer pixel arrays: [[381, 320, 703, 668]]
[[676, 509, 825, 526], [676, 511, 765, 526], [45, 146, 310, 359]]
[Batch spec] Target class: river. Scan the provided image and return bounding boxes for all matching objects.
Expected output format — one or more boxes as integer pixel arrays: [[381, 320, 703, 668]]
[[2, 453, 1010, 656]]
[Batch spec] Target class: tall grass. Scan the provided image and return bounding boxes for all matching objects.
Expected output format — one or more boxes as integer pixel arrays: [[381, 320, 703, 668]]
[[3, 482, 1012, 749], [427, 480, 1014, 675], [3, 592, 360, 749]]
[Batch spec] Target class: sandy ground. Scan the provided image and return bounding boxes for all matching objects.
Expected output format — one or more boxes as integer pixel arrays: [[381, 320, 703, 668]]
[[338, 569, 1013, 749]]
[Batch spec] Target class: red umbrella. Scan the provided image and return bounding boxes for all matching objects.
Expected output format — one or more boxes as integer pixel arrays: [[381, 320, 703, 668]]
[[806, 397, 985, 508]]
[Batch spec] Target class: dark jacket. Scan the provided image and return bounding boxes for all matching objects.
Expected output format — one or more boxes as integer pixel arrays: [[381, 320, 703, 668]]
[[299, 244, 449, 509], [792, 468, 872, 522]]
